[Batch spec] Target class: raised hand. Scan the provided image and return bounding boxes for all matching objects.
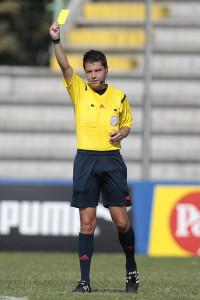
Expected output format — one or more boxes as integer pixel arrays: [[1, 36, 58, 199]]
[[50, 22, 60, 41]]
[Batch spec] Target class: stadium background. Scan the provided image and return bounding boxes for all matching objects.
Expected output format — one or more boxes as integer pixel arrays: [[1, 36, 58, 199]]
[[0, 0, 200, 257]]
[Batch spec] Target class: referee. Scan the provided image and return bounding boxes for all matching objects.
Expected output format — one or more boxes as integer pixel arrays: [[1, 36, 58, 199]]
[[50, 22, 139, 294]]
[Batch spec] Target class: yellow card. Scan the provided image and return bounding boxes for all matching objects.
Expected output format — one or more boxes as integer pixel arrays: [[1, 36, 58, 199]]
[[57, 9, 70, 25]]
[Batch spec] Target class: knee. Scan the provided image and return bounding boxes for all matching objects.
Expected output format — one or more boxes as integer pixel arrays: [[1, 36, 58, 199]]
[[115, 219, 130, 233], [80, 218, 96, 234]]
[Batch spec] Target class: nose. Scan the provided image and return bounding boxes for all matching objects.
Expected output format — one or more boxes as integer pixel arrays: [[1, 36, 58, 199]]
[[91, 71, 96, 79]]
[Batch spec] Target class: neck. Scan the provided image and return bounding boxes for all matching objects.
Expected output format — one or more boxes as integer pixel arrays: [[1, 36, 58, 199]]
[[90, 83, 107, 91], [93, 85, 108, 95]]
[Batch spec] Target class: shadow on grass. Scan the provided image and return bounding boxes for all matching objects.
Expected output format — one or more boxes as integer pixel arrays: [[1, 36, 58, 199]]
[[92, 288, 126, 293]]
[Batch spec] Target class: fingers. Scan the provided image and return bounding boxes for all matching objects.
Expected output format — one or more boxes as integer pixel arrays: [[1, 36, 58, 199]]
[[51, 21, 59, 27], [50, 22, 59, 32], [50, 22, 60, 39], [110, 131, 123, 143]]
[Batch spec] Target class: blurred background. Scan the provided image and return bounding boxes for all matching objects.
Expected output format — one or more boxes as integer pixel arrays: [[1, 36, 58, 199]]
[[0, 0, 200, 255], [0, 0, 200, 180]]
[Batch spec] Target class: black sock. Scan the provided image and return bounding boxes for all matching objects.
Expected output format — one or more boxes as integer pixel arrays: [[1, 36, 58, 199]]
[[78, 232, 94, 284], [118, 226, 137, 273]]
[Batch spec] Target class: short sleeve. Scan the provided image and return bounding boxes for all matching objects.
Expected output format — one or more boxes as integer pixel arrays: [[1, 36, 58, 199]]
[[63, 71, 86, 105], [119, 96, 133, 128]]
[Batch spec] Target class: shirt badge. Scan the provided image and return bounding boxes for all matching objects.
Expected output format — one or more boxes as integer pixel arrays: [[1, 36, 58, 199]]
[[110, 115, 118, 126]]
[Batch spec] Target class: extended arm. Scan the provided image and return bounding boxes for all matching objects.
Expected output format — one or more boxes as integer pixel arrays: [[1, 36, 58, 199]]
[[49, 22, 73, 83]]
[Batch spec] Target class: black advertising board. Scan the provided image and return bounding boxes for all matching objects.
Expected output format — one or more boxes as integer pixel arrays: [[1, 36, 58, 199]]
[[0, 180, 132, 252]]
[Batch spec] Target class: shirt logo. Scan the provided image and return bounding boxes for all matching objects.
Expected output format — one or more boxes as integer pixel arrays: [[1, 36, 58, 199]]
[[100, 104, 105, 109], [110, 115, 118, 126]]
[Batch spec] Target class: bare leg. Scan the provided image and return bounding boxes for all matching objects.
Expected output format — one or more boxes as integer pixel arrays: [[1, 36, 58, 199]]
[[79, 207, 96, 234], [109, 206, 130, 233]]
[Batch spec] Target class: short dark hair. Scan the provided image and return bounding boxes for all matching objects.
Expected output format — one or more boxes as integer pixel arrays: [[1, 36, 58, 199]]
[[83, 49, 108, 69]]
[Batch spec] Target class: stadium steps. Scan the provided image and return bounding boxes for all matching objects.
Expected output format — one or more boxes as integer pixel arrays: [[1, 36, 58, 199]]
[[1, 104, 200, 135], [1, 0, 200, 180], [1, 70, 200, 180], [67, 28, 145, 48], [0, 160, 75, 179], [2, 69, 200, 107], [0, 129, 200, 180], [51, 1, 200, 74], [82, 2, 169, 20], [0, 132, 199, 163], [77, 1, 200, 26], [65, 27, 200, 52], [51, 1, 169, 72], [51, 54, 139, 73], [51, 54, 200, 76], [1, 159, 200, 181]]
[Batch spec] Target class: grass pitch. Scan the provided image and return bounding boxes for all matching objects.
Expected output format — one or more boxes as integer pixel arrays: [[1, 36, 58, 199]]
[[0, 253, 199, 300]]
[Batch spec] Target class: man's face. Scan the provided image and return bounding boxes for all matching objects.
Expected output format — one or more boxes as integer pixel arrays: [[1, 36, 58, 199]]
[[84, 61, 108, 90]]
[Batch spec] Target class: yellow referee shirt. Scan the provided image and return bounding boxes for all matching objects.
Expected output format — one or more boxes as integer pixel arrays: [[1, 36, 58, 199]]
[[64, 72, 133, 151]]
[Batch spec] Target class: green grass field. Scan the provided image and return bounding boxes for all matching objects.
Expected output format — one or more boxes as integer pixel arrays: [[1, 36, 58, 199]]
[[0, 253, 199, 300]]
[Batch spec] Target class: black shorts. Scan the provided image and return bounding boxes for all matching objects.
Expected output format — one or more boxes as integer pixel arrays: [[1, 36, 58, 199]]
[[71, 149, 132, 208]]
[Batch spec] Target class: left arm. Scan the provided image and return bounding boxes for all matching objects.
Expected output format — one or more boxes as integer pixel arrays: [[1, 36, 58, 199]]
[[110, 96, 132, 143], [110, 126, 130, 143]]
